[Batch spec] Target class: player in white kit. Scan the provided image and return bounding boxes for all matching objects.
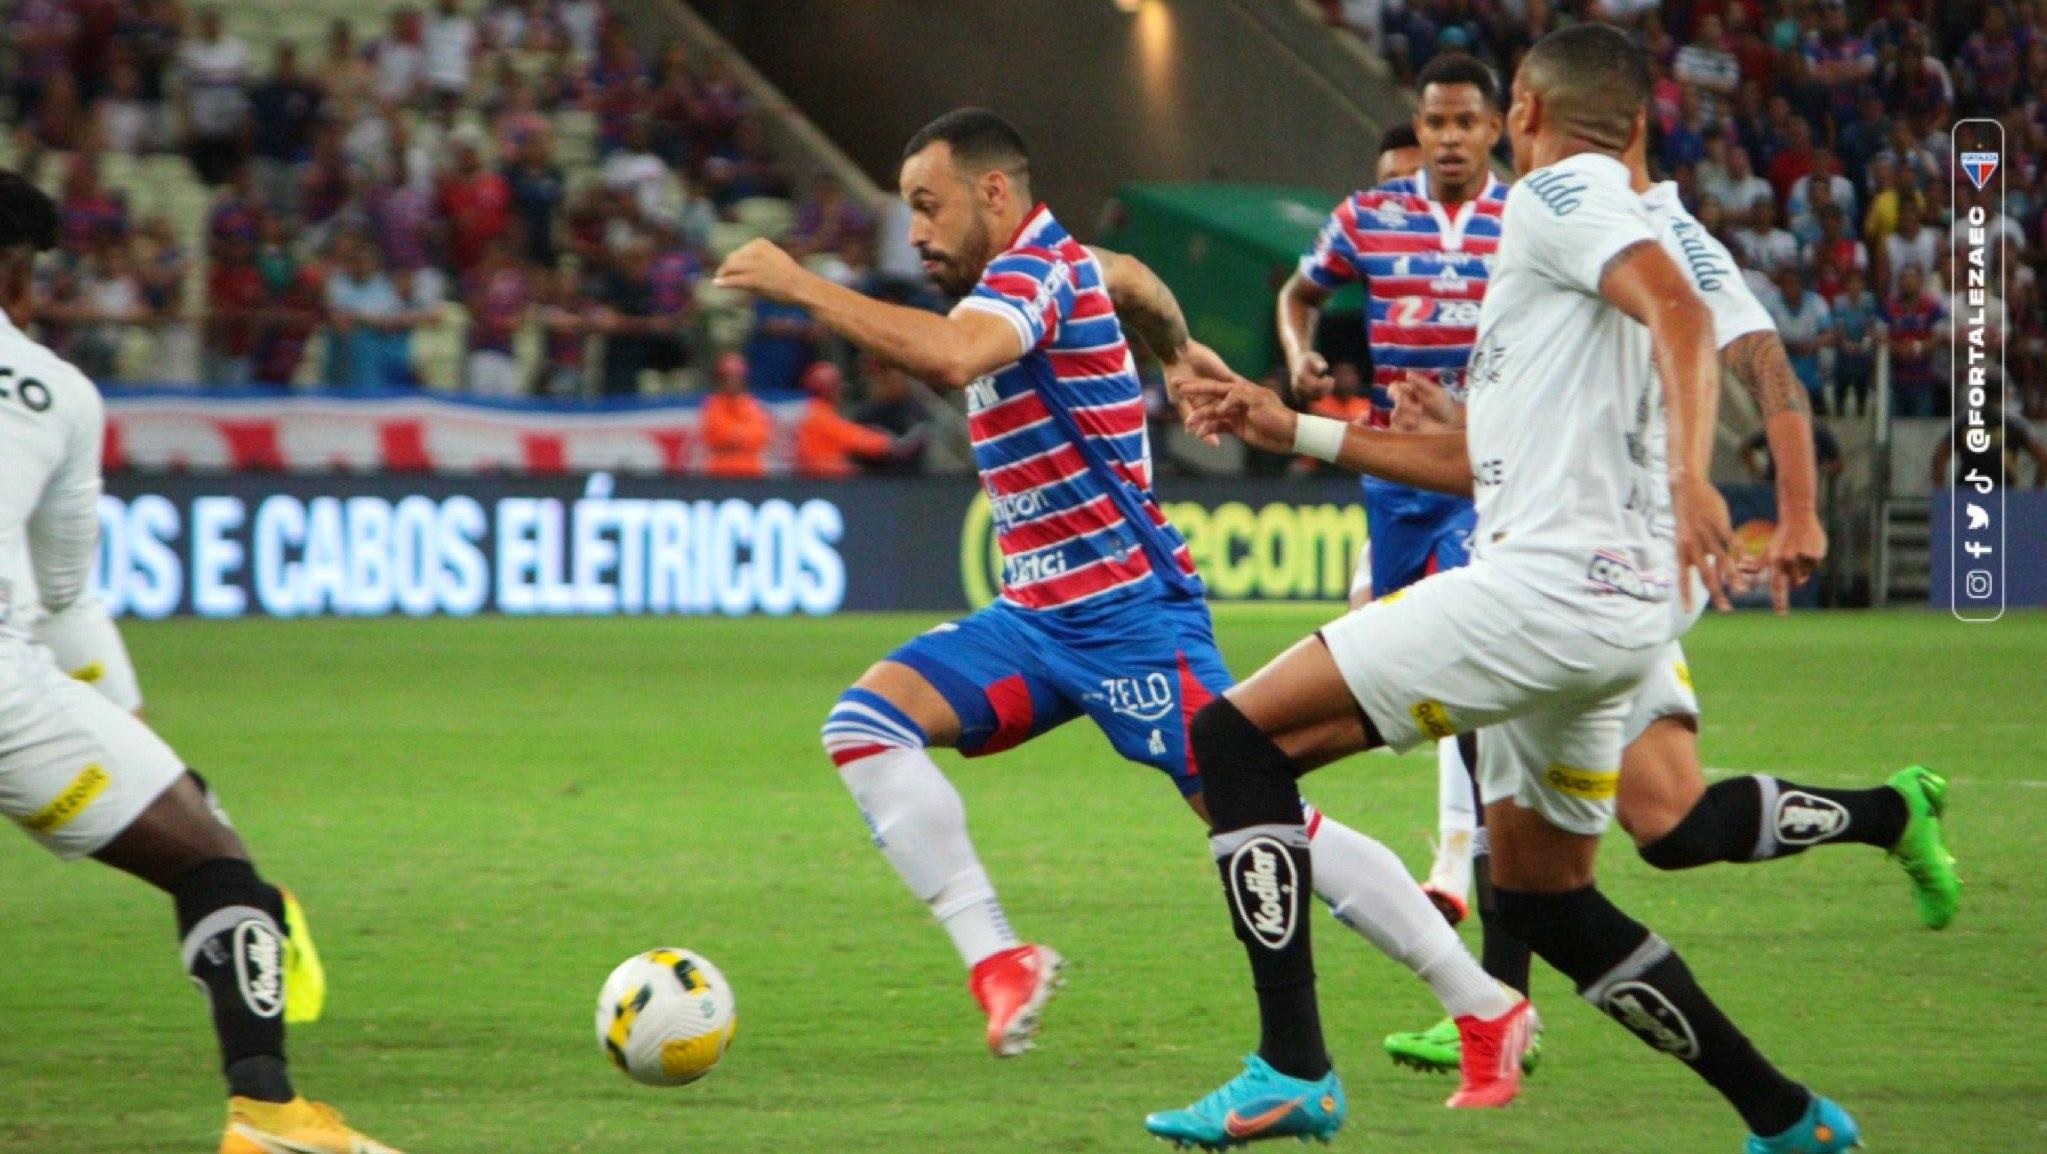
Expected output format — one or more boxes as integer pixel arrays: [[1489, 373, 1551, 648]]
[[0, 171, 395, 1154], [1146, 28, 1859, 1154], [1383, 115, 1959, 1077]]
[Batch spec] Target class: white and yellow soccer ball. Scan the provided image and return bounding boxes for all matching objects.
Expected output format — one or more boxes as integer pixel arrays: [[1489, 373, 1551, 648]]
[[595, 948, 737, 1086]]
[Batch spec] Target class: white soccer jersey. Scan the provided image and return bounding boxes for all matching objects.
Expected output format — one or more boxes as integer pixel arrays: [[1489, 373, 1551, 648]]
[[0, 308, 105, 646], [1464, 152, 1669, 647]]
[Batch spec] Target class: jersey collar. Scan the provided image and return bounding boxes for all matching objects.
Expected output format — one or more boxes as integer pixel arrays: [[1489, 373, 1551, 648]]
[[1411, 168, 1497, 254], [1003, 203, 1055, 253]]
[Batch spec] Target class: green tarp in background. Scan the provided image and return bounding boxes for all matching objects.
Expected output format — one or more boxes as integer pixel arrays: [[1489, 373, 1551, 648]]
[[1097, 182, 1363, 379]]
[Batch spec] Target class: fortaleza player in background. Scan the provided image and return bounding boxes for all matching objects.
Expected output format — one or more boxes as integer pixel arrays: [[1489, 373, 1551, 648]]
[[713, 109, 1533, 1104], [1378, 92, 1961, 1078], [1150, 27, 1863, 1153], [0, 171, 396, 1154], [1276, 54, 1509, 955]]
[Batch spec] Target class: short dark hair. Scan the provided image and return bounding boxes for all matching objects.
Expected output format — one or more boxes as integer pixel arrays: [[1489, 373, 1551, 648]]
[[1415, 53, 1500, 111], [903, 107, 1030, 178], [0, 170, 58, 254], [1378, 124, 1420, 155], [1521, 24, 1651, 151]]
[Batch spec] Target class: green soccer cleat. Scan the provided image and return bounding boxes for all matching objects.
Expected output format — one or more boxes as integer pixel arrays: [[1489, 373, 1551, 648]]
[[1385, 1014, 1543, 1076], [1886, 766, 1959, 930]]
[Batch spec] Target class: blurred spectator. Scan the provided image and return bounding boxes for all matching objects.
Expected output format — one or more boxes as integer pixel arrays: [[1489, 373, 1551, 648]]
[[75, 242, 147, 381], [59, 159, 128, 260], [1788, 150, 1856, 233], [204, 235, 265, 385], [853, 359, 930, 475], [1878, 197, 1937, 295], [703, 116, 789, 208], [1768, 266, 1835, 413], [325, 233, 414, 389], [586, 24, 647, 155], [506, 130, 567, 268], [1706, 145, 1773, 215], [594, 235, 683, 397], [1884, 264, 1945, 418], [1830, 266, 1880, 417], [316, 18, 376, 109], [701, 353, 771, 477], [424, 0, 479, 113], [744, 295, 821, 393], [134, 215, 198, 381], [1960, 5, 2022, 116], [249, 43, 325, 215], [557, 0, 606, 62], [790, 175, 874, 261], [539, 264, 594, 397], [9, 0, 78, 127], [208, 164, 265, 255], [1742, 418, 1845, 481], [435, 127, 513, 275], [1733, 200, 1799, 274], [98, 62, 156, 155], [1802, 0, 1876, 126], [179, 6, 254, 185], [372, 8, 428, 108], [463, 236, 533, 396], [602, 119, 672, 219], [1674, 14, 1741, 119], [255, 257, 326, 388], [794, 362, 895, 478]]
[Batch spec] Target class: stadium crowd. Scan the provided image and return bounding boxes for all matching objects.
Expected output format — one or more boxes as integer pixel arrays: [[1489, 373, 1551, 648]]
[[3, 0, 938, 471], [1321, 0, 2042, 420]]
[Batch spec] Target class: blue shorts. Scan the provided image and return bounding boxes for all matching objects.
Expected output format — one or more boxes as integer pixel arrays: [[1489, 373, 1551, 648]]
[[1365, 486, 1477, 596], [887, 594, 1233, 797]]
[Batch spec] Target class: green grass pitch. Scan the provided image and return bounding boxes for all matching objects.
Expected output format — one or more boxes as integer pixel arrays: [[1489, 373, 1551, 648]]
[[1, 607, 2041, 1153]]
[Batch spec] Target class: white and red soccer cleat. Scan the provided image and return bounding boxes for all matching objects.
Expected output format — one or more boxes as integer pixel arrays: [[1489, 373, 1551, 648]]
[[1446, 998, 1534, 1108], [968, 944, 1065, 1058]]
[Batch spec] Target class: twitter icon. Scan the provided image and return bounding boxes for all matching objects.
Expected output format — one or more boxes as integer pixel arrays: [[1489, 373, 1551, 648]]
[[1966, 503, 1991, 531]]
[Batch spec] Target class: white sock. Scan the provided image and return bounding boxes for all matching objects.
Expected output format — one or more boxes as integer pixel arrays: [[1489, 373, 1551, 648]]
[[1306, 806, 1518, 1021], [1428, 736, 1478, 899], [837, 746, 1020, 968]]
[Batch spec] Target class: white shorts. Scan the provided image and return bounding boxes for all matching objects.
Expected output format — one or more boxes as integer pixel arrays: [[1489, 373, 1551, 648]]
[[1348, 541, 1372, 602], [0, 637, 184, 859], [1621, 640, 1700, 746], [34, 597, 144, 713], [1318, 562, 1660, 835]]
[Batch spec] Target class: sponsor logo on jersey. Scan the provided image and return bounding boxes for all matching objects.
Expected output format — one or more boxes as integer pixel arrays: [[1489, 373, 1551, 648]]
[[18, 764, 109, 834], [1585, 551, 1663, 600], [1774, 791, 1849, 844], [1544, 763, 1620, 801], [1410, 699, 1456, 741], [233, 918, 286, 1019], [1672, 661, 1693, 690], [1602, 981, 1700, 1059], [1097, 673, 1176, 722], [1228, 837, 1300, 951], [964, 376, 1000, 413], [1373, 199, 1410, 229]]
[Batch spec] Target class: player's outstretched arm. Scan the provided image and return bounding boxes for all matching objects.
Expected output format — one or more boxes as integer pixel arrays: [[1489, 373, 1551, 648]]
[[1599, 241, 1736, 610], [1722, 330, 1827, 611], [1087, 246, 1189, 367], [714, 238, 1022, 391], [1275, 271, 1336, 402], [1180, 378, 1471, 494]]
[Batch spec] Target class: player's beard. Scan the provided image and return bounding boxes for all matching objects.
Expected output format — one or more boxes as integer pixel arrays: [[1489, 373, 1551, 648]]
[[930, 213, 995, 298]]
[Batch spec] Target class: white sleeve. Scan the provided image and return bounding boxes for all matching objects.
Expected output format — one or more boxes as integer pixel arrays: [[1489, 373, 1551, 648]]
[[1512, 166, 1661, 298], [26, 379, 104, 613], [1664, 224, 1778, 349]]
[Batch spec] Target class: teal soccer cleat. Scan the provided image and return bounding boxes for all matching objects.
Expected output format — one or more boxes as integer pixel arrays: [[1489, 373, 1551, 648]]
[[1146, 1055, 1345, 1150], [1745, 1095, 1862, 1154]]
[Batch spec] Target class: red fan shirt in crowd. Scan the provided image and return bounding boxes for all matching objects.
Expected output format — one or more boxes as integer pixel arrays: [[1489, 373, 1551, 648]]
[[207, 262, 268, 357], [465, 266, 533, 354], [436, 169, 512, 272]]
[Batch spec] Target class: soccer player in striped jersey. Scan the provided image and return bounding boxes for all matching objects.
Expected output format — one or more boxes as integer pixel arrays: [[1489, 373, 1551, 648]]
[[1277, 51, 1514, 1004], [716, 110, 1527, 1090]]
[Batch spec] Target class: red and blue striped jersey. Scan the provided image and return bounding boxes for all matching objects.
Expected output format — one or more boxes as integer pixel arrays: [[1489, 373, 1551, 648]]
[[1299, 171, 1506, 413], [953, 205, 1201, 612]]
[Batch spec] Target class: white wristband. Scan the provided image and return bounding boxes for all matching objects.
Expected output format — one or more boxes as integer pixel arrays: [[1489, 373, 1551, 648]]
[[1291, 414, 1346, 462]]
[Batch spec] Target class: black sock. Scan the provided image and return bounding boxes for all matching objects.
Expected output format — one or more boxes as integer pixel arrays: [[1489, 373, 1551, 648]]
[[1643, 776, 1907, 868], [173, 858, 294, 1102], [1193, 699, 1329, 1080], [1493, 884, 1809, 1136], [1472, 852, 1534, 995]]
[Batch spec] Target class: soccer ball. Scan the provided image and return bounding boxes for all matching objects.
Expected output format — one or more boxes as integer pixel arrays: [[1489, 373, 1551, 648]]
[[595, 948, 738, 1086]]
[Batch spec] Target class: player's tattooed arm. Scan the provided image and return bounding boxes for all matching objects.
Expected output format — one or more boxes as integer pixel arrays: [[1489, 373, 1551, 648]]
[[1087, 246, 1190, 366], [1721, 329, 1827, 611]]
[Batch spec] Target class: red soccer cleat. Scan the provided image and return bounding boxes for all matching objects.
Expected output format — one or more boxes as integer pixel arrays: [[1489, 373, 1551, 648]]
[[968, 944, 1065, 1058], [1421, 884, 1470, 926], [1446, 998, 1533, 1108]]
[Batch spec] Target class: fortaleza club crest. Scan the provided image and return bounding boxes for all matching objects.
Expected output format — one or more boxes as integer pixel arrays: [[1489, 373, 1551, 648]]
[[1961, 152, 1999, 191]]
